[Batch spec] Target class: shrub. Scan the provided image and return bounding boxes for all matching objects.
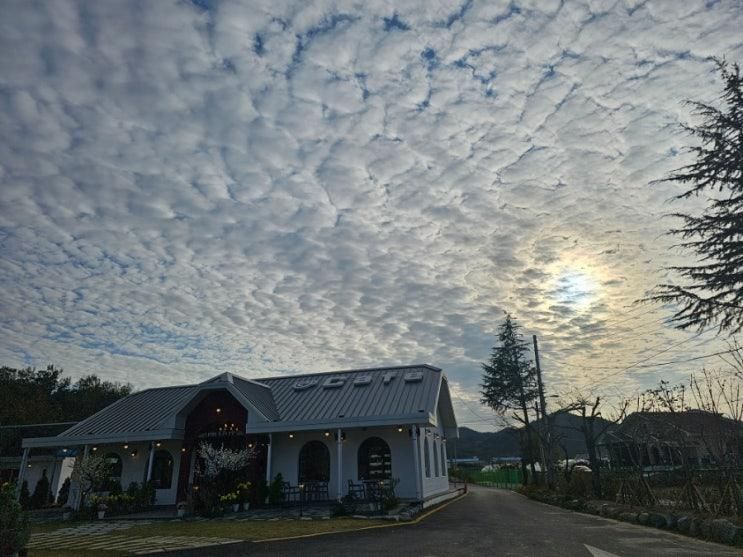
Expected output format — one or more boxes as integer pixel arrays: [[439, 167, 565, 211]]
[[0, 482, 31, 555], [124, 481, 155, 511], [56, 477, 71, 506], [331, 493, 358, 517], [268, 473, 283, 505], [565, 472, 591, 499], [255, 479, 268, 506], [30, 472, 50, 509], [381, 478, 400, 511], [18, 480, 30, 510]]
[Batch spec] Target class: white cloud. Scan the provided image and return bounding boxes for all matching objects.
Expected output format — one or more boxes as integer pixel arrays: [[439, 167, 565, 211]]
[[1, 0, 742, 429]]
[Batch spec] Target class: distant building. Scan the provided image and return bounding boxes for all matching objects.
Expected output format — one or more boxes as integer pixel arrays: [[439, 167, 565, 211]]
[[602, 410, 742, 469], [19, 365, 458, 507], [448, 456, 481, 466]]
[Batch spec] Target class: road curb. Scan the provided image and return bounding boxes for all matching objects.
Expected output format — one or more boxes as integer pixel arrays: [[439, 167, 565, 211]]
[[253, 492, 469, 544]]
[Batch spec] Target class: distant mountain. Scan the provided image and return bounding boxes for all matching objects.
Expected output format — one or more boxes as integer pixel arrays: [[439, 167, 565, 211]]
[[450, 411, 612, 463]]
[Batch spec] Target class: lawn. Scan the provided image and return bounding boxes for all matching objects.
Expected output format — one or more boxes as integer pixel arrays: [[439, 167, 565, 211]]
[[28, 517, 390, 556], [126, 517, 389, 540]]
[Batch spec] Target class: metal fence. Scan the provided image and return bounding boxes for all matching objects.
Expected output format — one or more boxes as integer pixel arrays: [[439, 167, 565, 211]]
[[468, 468, 523, 488]]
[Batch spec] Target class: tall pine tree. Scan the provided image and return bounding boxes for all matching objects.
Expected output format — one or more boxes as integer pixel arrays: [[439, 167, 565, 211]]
[[480, 314, 539, 483], [649, 60, 743, 334]]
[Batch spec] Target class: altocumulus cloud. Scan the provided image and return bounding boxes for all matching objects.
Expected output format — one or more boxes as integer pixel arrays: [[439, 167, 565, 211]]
[[1, 0, 742, 429]]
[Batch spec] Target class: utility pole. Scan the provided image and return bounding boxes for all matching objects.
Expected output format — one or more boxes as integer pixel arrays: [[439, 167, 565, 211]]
[[533, 334, 553, 487]]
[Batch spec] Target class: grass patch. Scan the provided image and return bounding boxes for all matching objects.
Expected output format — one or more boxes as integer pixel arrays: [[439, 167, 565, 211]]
[[31, 550, 116, 557], [127, 517, 388, 540], [26, 517, 389, 556], [30, 520, 86, 534]]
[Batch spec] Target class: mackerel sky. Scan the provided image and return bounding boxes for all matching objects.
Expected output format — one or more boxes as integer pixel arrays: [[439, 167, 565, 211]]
[[1, 1, 742, 430]]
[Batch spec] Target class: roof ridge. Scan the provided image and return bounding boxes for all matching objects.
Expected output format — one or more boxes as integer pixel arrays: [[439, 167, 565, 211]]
[[252, 363, 441, 382]]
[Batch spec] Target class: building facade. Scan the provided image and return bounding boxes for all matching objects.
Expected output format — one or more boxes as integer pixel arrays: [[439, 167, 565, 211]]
[[20, 364, 458, 507]]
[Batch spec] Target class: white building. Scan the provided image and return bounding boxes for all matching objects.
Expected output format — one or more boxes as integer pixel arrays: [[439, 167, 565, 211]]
[[20, 364, 458, 507]]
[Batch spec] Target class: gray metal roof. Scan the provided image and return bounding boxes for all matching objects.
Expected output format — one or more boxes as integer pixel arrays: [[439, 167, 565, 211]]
[[58, 385, 200, 438], [231, 376, 280, 421], [254, 365, 443, 429], [23, 364, 457, 448]]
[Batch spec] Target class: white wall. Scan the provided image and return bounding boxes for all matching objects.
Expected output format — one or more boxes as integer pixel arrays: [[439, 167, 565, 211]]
[[21, 456, 74, 502], [96, 440, 182, 505], [418, 410, 450, 499], [270, 426, 419, 500]]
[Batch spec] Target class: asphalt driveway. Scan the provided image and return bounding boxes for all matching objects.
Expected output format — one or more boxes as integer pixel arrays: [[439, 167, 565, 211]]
[[161, 485, 742, 556]]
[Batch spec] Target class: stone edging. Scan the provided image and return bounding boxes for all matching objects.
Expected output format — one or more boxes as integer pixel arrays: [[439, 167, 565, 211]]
[[523, 492, 743, 547]]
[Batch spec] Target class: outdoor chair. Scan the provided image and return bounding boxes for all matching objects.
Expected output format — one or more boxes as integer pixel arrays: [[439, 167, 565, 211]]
[[281, 481, 300, 504], [347, 480, 365, 499], [362, 479, 390, 501], [304, 481, 329, 502]]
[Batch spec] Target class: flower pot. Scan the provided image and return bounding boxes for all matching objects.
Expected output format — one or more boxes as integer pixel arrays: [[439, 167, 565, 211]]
[[177, 508, 186, 518], [62, 511, 72, 521], [97, 510, 106, 519], [243, 502, 250, 511], [232, 503, 240, 513]]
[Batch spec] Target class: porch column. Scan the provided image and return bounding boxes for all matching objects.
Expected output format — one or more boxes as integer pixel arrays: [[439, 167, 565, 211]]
[[265, 433, 273, 484], [48, 458, 59, 505], [442, 439, 449, 477], [411, 426, 422, 501], [72, 445, 89, 510], [145, 442, 155, 482], [15, 447, 30, 502], [336, 428, 343, 501]]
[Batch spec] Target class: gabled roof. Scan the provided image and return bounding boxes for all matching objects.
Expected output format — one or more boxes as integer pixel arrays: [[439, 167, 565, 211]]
[[56, 385, 200, 439], [252, 364, 447, 431], [609, 410, 739, 442], [22, 364, 458, 448]]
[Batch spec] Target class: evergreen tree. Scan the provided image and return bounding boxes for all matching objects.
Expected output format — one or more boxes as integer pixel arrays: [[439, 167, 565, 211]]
[[56, 477, 71, 506], [480, 314, 539, 483], [30, 470, 50, 509], [18, 481, 30, 511], [648, 60, 743, 334]]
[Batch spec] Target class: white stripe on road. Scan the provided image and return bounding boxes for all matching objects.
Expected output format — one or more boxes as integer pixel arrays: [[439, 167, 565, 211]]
[[585, 544, 621, 557]]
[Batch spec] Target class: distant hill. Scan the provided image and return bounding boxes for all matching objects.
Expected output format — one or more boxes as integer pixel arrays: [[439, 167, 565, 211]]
[[450, 411, 612, 463]]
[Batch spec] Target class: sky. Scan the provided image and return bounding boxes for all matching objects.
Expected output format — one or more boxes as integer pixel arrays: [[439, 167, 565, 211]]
[[1, 0, 742, 431]]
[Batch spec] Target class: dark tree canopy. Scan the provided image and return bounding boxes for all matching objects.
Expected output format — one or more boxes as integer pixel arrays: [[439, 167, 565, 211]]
[[0, 364, 132, 426], [649, 60, 743, 334], [480, 314, 538, 415]]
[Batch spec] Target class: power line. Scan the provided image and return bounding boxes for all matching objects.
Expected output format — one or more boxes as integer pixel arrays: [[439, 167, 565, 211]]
[[540, 331, 707, 372], [581, 345, 740, 390]]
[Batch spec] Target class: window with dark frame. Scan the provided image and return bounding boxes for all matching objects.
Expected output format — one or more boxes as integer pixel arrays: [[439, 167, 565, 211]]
[[298, 440, 330, 482], [358, 437, 392, 481], [151, 450, 174, 489]]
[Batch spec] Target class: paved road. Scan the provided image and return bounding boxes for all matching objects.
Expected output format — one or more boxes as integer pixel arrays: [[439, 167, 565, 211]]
[[163, 485, 742, 556]]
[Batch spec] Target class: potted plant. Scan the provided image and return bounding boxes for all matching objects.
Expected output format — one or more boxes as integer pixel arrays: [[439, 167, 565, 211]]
[[237, 482, 252, 511], [96, 499, 108, 520], [176, 501, 188, 518], [219, 492, 239, 513], [61, 505, 73, 521]]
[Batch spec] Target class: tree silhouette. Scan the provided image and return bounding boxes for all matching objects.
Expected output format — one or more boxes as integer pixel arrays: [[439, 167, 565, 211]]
[[480, 314, 539, 483], [648, 60, 743, 334]]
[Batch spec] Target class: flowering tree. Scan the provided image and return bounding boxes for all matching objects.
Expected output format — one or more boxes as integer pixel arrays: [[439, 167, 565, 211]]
[[70, 454, 110, 507], [197, 443, 251, 478], [193, 443, 254, 515]]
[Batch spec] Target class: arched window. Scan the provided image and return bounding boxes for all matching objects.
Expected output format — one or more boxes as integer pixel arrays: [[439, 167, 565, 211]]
[[433, 440, 439, 477], [151, 450, 174, 489], [358, 437, 392, 481], [423, 437, 431, 478], [104, 453, 123, 487], [298, 441, 330, 482]]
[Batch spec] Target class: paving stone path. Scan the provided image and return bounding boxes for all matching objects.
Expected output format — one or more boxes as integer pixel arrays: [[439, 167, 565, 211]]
[[27, 521, 240, 555]]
